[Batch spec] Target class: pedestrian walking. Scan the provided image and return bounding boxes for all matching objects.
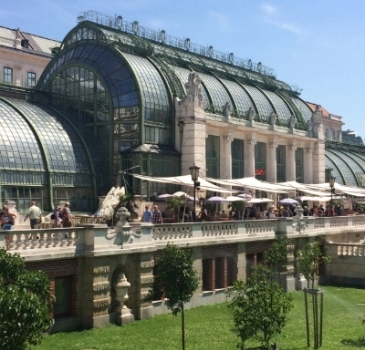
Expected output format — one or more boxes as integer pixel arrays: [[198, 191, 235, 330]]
[[24, 201, 42, 229]]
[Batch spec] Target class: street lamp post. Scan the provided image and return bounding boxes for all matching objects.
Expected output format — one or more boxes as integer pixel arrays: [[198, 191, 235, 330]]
[[189, 164, 200, 222], [329, 175, 336, 206]]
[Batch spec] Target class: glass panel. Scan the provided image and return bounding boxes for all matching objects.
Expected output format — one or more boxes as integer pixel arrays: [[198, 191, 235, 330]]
[[206, 135, 220, 178], [291, 97, 313, 121], [255, 142, 266, 181], [264, 90, 292, 124], [232, 139, 244, 179], [295, 148, 304, 183], [221, 79, 253, 116], [3, 67, 13, 84], [242, 84, 273, 122], [277, 145, 286, 182]]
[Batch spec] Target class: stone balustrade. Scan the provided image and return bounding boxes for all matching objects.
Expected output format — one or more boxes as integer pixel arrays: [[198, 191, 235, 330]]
[[328, 243, 365, 257], [1, 215, 365, 260]]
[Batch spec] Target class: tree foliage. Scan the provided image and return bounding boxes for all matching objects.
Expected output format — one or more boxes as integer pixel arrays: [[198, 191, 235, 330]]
[[264, 236, 293, 273], [0, 248, 53, 350], [228, 265, 293, 350], [296, 237, 331, 289], [155, 243, 199, 315]]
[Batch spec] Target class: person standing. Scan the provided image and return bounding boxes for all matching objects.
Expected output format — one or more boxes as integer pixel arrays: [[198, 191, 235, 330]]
[[24, 201, 42, 229], [1, 205, 16, 230], [142, 205, 152, 223], [151, 205, 162, 224], [62, 202, 73, 227]]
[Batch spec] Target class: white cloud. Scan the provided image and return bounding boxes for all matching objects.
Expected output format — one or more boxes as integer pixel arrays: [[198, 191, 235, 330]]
[[208, 12, 232, 32], [260, 2, 304, 35]]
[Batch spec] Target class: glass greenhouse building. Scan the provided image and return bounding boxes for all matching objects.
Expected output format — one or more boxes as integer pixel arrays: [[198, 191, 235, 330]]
[[2, 10, 365, 211]]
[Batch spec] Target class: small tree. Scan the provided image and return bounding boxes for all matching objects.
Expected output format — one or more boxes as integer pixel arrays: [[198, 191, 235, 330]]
[[296, 237, 331, 349], [0, 248, 53, 350], [228, 264, 293, 350], [154, 244, 199, 350]]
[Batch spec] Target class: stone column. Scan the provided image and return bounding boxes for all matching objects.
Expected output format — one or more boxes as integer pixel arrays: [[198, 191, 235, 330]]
[[245, 134, 257, 177], [175, 71, 207, 177], [236, 243, 247, 281], [304, 145, 314, 183], [267, 139, 278, 183], [221, 132, 233, 179], [286, 141, 297, 181]]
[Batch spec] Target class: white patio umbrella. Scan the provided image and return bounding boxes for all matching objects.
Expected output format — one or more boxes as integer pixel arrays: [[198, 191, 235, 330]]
[[248, 198, 273, 203], [238, 193, 253, 199], [226, 196, 246, 202], [206, 196, 229, 203], [279, 198, 299, 205]]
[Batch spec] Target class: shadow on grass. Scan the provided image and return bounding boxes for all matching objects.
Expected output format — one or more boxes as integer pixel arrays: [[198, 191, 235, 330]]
[[341, 338, 365, 348]]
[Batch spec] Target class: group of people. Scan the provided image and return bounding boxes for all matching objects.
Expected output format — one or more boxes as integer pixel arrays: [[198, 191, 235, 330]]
[[0, 200, 73, 230], [142, 205, 163, 224]]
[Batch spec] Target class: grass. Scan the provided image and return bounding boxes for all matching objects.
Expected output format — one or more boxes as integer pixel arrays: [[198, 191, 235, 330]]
[[34, 286, 365, 350]]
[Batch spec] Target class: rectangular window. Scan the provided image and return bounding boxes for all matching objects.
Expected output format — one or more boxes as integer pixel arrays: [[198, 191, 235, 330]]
[[27, 72, 36, 87], [232, 139, 244, 179], [206, 135, 220, 178], [255, 142, 266, 181], [4, 67, 13, 84], [54, 276, 72, 317], [295, 148, 304, 183], [276, 145, 286, 182]]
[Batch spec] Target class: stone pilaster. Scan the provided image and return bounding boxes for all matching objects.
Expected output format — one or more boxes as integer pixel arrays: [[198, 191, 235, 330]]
[[304, 145, 314, 183], [135, 253, 155, 320], [267, 139, 278, 183], [313, 140, 326, 183], [221, 132, 233, 179], [286, 141, 297, 181], [237, 243, 247, 281], [245, 134, 257, 177]]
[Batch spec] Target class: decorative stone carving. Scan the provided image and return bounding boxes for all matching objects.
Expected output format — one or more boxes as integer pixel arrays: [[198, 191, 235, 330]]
[[185, 71, 204, 108], [269, 112, 277, 126], [289, 115, 296, 130], [223, 101, 232, 117], [114, 273, 134, 325], [105, 207, 141, 245], [307, 105, 324, 139], [292, 205, 308, 233], [225, 132, 234, 143], [248, 107, 255, 121]]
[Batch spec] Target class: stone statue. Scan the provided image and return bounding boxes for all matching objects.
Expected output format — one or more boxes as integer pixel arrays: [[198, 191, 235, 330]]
[[116, 207, 131, 227], [185, 71, 204, 107], [248, 107, 255, 121], [289, 115, 296, 129], [93, 186, 126, 222], [223, 101, 232, 117], [308, 105, 323, 138], [269, 112, 277, 126]]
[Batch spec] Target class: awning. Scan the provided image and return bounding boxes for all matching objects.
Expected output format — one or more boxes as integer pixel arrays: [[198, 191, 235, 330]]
[[206, 177, 292, 193], [132, 174, 234, 193], [278, 181, 331, 197], [306, 183, 365, 197]]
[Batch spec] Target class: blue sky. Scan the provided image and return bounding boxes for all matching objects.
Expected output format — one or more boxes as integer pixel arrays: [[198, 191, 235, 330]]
[[2, 0, 365, 138]]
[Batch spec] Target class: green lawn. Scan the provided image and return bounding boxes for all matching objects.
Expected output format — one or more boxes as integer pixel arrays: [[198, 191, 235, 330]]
[[34, 286, 365, 350]]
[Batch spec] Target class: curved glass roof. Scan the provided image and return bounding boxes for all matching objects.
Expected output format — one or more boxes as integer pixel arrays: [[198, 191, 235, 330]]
[[0, 99, 45, 171], [2, 98, 92, 173], [290, 97, 313, 121], [219, 79, 254, 114], [263, 90, 292, 123], [325, 148, 365, 186], [241, 84, 273, 121], [38, 42, 139, 109], [119, 51, 170, 112], [194, 71, 232, 111]]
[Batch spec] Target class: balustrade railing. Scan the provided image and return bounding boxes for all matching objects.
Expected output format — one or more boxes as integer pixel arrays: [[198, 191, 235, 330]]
[[1, 216, 365, 258]]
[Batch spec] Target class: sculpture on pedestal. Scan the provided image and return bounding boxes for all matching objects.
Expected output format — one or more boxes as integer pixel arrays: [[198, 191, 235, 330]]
[[113, 272, 134, 325]]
